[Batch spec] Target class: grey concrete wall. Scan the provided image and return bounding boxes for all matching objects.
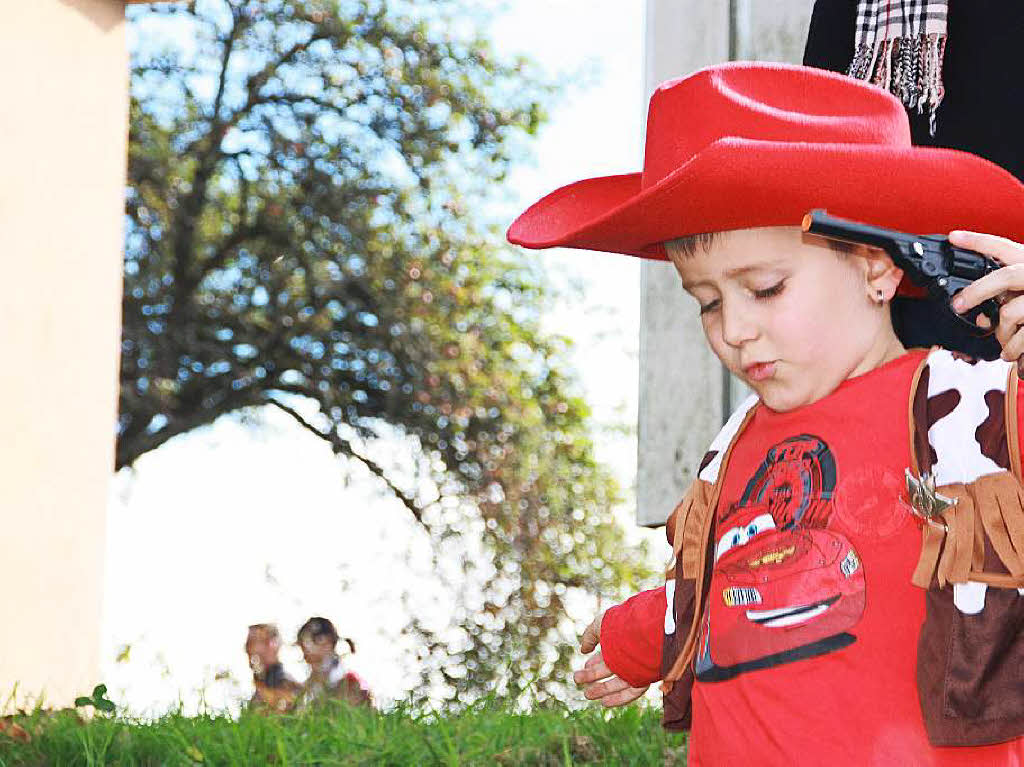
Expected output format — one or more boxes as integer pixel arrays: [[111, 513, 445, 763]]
[[636, 0, 814, 526]]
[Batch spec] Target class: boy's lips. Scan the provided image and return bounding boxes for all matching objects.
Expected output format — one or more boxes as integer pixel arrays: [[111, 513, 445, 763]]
[[743, 361, 777, 381]]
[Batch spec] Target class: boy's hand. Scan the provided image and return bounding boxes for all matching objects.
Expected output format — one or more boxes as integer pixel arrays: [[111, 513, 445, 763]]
[[573, 613, 649, 707], [948, 230, 1024, 369]]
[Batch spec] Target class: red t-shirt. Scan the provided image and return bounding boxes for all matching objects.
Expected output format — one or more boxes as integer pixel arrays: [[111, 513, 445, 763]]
[[603, 350, 1024, 765]]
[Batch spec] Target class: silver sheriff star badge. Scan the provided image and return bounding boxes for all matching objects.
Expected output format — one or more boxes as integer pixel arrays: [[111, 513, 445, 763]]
[[904, 468, 956, 531]]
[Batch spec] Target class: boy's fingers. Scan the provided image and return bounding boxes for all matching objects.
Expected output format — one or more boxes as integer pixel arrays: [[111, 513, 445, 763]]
[[579, 613, 603, 654], [949, 230, 1024, 266], [572, 653, 612, 686], [582, 675, 630, 701], [599, 684, 650, 708], [952, 264, 1024, 313]]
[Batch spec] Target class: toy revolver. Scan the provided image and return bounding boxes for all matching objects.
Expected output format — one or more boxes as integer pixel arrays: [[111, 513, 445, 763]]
[[801, 209, 1002, 333]]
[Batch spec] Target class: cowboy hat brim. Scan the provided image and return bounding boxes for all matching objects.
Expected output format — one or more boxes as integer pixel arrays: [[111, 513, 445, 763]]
[[507, 137, 1024, 259]]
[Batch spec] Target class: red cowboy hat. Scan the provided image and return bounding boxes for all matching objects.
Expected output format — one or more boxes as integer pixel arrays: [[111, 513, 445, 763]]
[[507, 62, 1024, 260]]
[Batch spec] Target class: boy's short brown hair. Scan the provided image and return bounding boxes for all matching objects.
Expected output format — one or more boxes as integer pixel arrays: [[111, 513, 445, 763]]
[[246, 623, 281, 651], [664, 230, 857, 264]]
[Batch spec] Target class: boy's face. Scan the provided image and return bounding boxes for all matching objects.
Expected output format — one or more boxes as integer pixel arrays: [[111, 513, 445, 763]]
[[246, 631, 281, 673], [672, 226, 897, 411]]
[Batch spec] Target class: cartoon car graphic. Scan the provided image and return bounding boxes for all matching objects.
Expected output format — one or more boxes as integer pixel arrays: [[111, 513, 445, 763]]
[[694, 434, 865, 681]]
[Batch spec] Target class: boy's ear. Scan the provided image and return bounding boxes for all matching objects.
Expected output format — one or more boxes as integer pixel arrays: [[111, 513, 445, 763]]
[[857, 244, 904, 301]]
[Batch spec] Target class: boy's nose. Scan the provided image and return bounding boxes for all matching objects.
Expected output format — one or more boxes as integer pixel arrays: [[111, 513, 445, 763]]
[[720, 302, 759, 348]]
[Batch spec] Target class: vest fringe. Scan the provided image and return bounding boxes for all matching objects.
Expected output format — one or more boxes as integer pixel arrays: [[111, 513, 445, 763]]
[[912, 472, 1024, 588]]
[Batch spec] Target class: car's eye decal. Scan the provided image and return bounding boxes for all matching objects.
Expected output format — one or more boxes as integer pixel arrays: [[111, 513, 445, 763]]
[[747, 513, 776, 537], [716, 513, 777, 561], [716, 525, 743, 560]]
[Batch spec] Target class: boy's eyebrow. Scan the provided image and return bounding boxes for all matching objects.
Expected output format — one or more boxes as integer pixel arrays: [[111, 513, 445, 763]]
[[681, 262, 780, 291]]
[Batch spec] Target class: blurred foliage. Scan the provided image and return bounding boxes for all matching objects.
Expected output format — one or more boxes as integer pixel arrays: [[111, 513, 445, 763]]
[[122, 0, 651, 706]]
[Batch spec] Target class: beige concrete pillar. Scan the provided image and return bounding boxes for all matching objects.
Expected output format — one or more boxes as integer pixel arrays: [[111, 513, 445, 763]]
[[0, 0, 129, 709], [637, 0, 814, 526]]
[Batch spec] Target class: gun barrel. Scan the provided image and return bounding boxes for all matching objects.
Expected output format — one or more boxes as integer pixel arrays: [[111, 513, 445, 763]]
[[801, 209, 899, 252]]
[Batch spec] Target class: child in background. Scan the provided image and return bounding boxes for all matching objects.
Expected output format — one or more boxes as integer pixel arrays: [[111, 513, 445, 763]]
[[508, 62, 1024, 764], [297, 616, 372, 708], [246, 623, 301, 713]]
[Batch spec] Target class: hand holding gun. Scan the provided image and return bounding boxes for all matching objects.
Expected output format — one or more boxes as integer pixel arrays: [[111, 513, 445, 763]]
[[801, 209, 1003, 334]]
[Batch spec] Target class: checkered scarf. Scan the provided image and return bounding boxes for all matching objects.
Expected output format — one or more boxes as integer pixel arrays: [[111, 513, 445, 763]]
[[847, 0, 948, 136]]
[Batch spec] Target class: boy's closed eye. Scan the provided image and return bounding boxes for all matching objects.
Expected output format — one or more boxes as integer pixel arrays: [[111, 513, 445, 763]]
[[697, 280, 788, 315], [752, 280, 787, 300], [698, 299, 719, 315]]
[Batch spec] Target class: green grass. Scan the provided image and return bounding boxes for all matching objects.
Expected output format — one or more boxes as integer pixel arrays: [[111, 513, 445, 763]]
[[0, 700, 687, 766]]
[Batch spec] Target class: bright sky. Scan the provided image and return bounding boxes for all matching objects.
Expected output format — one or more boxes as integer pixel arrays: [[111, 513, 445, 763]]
[[103, 0, 660, 715]]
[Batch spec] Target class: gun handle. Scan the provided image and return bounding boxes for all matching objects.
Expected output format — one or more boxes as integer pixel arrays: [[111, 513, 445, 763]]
[[957, 295, 1001, 332]]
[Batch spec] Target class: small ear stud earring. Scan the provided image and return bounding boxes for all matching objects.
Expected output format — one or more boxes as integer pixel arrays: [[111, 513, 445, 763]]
[[876, 289, 885, 306]]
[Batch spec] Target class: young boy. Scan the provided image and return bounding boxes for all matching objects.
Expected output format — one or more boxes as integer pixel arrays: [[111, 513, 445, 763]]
[[245, 623, 301, 713], [508, 62, 1024, 764]]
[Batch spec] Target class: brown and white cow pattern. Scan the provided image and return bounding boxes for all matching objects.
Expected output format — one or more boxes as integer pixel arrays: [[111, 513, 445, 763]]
[[919, 349, 1024, 611], [923, 350, 1010, 484]]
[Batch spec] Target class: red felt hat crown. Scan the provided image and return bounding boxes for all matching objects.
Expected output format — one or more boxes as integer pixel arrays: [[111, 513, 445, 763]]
[[507, 62, 1024, 259]]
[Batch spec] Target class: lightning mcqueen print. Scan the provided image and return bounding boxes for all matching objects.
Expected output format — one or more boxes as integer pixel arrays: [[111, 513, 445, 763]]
[[695, 434, 866, 682]]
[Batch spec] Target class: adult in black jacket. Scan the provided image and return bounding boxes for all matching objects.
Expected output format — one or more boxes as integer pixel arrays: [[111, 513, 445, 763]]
[[803, 1, 1024, 358]]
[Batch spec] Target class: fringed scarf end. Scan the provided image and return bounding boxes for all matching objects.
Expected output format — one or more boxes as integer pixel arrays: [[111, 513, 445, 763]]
[[846, 0, 949, 137]]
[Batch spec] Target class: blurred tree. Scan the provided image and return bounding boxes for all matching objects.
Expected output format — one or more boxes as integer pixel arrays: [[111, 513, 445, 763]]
[[123, 0, 650, 705]]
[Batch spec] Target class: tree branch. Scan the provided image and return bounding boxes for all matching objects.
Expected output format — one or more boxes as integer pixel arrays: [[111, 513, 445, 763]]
[[170, 10, 245, 318], [265, 397, 427, 527], [115, 392, 249, 469], [237, 38, 324, 117], [246, 92, 349, 115], [210, 7, 240, 124]]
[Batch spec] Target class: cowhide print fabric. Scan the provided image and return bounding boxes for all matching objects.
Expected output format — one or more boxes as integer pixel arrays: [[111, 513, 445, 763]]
[[911, 348, 1024, 746], [912, 349, 1023, 607], [922, 350, 1012, 484]]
